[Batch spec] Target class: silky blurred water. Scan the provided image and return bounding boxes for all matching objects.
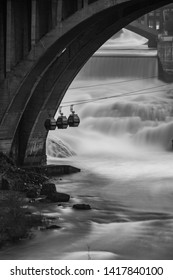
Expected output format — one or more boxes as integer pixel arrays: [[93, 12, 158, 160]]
[[1, 29, 173, 260]]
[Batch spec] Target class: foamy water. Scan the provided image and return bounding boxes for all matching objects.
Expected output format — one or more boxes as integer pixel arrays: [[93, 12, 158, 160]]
[[48, 29, 173, 259], [1, 29, 173, 260]]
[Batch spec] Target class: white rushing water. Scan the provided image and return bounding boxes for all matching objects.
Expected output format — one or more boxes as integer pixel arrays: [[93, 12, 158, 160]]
[[1, 29, 173, 260]]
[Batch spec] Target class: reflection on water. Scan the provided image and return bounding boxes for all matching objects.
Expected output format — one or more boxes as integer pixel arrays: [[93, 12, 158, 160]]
[[1, 30, 173, 260]]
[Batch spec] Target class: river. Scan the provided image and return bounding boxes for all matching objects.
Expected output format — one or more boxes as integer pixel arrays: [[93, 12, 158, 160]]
[[1, 29, 173, 260]]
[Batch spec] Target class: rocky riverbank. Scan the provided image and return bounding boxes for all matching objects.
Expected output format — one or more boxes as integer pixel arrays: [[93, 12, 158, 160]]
[[0, 152, 80, 248]]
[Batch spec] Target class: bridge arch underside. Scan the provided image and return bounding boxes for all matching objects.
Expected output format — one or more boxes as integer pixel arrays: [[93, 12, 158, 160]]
[[2, 0, 172, 165]]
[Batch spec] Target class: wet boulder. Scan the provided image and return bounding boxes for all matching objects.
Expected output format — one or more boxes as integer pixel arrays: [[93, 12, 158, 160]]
[[73, 204, 91, 210], [46, 225, 61, 230], [47, 192, 70, 202]]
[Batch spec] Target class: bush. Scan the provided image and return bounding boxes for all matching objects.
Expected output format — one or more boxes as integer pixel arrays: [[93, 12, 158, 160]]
[[0, 192, 30, 245]]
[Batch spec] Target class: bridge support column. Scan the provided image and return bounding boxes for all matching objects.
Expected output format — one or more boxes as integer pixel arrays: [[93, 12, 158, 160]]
[[153, 10, 157, 30], [6, 0, 13, 72], [31, 0, 37, 46], [0, 0, 6, 81], [11, 125, 48, 166], [144, 14, 148, 25], [77, 0, 84, 10], [158, 36, 173, 82], [57, 0, 63, 22], [148, 38, 157, 48], [23, 137, 47, 166], [84, 0, 88, 8], [51, 0, 58, 28]]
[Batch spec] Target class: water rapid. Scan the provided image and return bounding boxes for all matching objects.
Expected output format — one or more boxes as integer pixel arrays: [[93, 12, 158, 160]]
[[48, 30, 173, 260], [1, 29, 173, 260]]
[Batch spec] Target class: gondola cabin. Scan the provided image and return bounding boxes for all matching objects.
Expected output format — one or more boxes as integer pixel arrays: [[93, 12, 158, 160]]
[[68, 113, 80, 127], [44, 117, 57, 130], [56, 115, 68, 129]]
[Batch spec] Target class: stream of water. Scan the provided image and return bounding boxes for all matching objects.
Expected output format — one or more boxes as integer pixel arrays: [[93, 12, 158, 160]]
[[1, 29, 173, 260]]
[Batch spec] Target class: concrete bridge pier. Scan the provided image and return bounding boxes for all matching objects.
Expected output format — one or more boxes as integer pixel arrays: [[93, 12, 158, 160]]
[[148, 38, 158, 48], [158, 35, 173, 82], [11, 125, 48, 166], [126, 20, 158, 49]]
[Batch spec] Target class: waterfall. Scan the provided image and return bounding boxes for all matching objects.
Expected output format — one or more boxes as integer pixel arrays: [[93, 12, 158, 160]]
[[77, 55, 158, 79], [48, 30, 173, 157]]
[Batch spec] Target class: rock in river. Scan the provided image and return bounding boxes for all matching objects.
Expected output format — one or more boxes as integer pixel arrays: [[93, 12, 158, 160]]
[[47, 192, 70, 202], [73, 204, 91, 210], [46, 225, 61, 230]]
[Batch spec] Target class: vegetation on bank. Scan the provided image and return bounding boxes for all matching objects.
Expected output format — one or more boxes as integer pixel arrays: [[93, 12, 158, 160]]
[[0, 152, 47, 247], [0, 152, 72, 247], [0, 191, 43, 246]]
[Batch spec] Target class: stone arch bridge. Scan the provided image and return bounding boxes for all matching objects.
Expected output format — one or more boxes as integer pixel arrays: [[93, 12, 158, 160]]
[[126, 21, 158, 48], [0, 0, 172, 165]]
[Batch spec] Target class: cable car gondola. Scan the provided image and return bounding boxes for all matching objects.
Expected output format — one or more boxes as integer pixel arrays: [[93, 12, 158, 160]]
[[56, 107, 68, 129], [68, 105, 80, 127], [44, 117, 57, 130]]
